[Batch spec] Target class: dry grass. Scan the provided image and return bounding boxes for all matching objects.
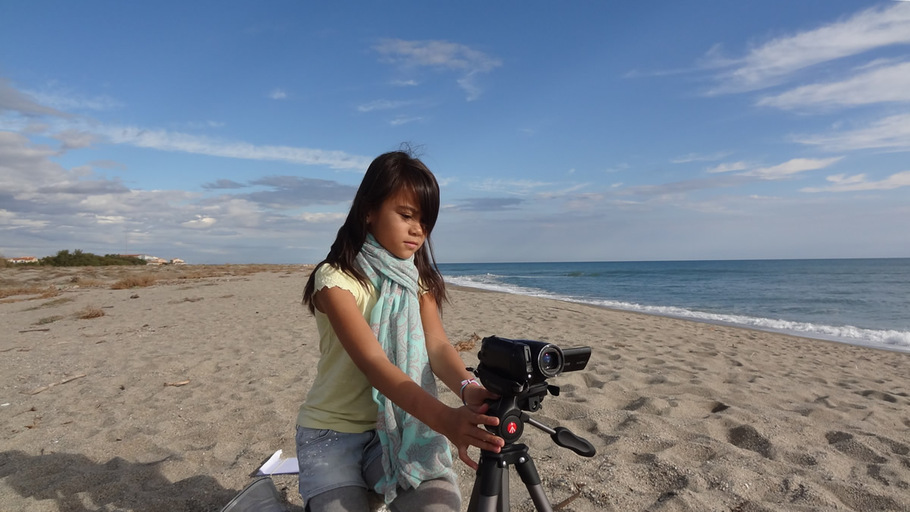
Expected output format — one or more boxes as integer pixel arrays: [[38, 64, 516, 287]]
[[35, 315, 66, 325], [24, 296, 75, 310], [111, 274, 159, 289], [69, 276, 108, 288], [76, 306, 105, 319], [0, 285, 60, 301], [454, 332, 481, 352]]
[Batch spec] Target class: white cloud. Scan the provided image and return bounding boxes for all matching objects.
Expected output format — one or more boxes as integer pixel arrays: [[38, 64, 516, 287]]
[[182, 215, 217, 228], [96, 124, 371, 170], [706, 161, 750, 174], [0, 80, 369, 171], [536, 183, 595, 201], [0, 131, 71, 187], [373, 39, 502, 101], [795, 112, 910, 151], [671, 151, 732, 164], [389, 116, 423, 126], [0, 129, 358, 262], [25, 88, 122, 111], [298, 212, 347, 224], [374, 39, 501, 72], [758, 61, 910, 109], [471, 178, 552, 195], [0, 78, 69, 117], [357, 99, 413, 112], [56, 129, 98, 150], [708, 3, 910, 93], [94, 214, 127, 224], [745, 157, 843, 179], [269, 89, 288, 100], [802, 170, 910, 192]]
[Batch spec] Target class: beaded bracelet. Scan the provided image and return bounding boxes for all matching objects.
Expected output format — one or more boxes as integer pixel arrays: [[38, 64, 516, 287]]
[[459, 378, 480, 406]]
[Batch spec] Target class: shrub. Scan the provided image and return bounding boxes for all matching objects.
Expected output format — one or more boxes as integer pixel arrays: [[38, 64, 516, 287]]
[[35, 315, 65, 325], [40, 249, 147, 267], [111, 274, 158, 289], [76, 306, 105, 319], [0, 285, 59, 300]]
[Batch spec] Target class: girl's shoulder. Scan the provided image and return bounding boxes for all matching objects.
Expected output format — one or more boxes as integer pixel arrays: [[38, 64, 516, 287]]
[[315, 263, 372, 295]]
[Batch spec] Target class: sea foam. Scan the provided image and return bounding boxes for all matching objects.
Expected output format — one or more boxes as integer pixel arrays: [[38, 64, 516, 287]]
[[445, 273, 910, 354]]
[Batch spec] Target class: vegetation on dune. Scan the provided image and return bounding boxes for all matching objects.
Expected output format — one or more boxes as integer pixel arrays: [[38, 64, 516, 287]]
[[38, 249, 148, 267], [3, 250, 148, 267]]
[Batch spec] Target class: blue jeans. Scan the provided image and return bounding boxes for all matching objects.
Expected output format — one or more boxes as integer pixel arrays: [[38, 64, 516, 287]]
[[295, 426, 460, 512]]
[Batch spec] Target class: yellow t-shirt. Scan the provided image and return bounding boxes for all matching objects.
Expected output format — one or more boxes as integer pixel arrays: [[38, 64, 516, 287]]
[[297, 264, 379, 433]]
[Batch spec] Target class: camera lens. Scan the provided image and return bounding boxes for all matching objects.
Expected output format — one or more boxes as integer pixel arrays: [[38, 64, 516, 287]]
[[540, 351, 559, 371], [536, 345, 563, 378]]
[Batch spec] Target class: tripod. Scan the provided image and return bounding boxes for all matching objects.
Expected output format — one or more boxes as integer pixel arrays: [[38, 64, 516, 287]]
[[466, 394, 596, 512]]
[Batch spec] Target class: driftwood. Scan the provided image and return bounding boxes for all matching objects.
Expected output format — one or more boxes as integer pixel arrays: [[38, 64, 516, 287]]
[[553, 484, 586, 510], [24, 374, 87, 395], [164, 379, 191, 387]]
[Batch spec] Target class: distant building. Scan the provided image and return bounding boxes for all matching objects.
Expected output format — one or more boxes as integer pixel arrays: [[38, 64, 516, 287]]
[[117, 254, 183, 265], [6, 256, 38, 264], [139, 255, 168, 265]]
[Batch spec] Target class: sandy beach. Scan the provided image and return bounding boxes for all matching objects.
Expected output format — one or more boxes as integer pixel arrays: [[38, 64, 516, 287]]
[[1, 265, 907, 511]]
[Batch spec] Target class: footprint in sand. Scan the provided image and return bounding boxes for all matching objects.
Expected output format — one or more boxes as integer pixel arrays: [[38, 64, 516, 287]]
[[710, 401, 730, 413], [874, 434, 909, 456], [623, 396, 648, 411], [857, 389, 898, 403], [582, 373, 608, 389], [824, 431, 886, 463], [728, 424, 775, 459], [638, 357, 665, 365]]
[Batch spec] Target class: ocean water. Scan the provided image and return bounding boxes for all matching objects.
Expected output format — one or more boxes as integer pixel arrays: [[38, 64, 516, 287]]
[[439, 258, 910, 354]]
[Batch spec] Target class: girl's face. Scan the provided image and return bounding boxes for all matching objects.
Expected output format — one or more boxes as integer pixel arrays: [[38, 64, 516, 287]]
[[367, 188, 426, 260]]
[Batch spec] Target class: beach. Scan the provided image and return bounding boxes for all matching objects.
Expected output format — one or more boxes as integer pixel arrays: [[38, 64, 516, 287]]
[[1, 265, 907, 511]]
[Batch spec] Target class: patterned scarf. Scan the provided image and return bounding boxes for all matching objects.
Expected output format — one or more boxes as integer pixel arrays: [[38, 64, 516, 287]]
[[356, 234, 453, 504]]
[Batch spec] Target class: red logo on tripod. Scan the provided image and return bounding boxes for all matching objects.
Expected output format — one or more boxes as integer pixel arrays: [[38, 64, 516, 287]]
[[506, 421, 518, 435]]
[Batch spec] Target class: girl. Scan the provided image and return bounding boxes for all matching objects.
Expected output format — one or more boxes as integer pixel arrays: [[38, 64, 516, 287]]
[[297, 150, 505, 511]]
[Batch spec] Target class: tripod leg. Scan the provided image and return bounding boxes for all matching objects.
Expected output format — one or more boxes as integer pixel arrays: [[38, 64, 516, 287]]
[[500, 464, 510, 511], [514, 453, 553, 512], [467, 451, 505, 512]]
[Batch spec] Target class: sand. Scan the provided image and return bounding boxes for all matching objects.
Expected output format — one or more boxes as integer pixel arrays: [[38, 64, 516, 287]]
[[1, 265, 907, 512]]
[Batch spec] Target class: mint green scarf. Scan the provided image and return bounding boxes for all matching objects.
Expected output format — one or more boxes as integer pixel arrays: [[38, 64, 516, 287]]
[[356, 234, 453, 503]]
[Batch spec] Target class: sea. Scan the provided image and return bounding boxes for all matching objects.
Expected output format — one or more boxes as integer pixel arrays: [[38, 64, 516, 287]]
[[438, 258, 910, 354]]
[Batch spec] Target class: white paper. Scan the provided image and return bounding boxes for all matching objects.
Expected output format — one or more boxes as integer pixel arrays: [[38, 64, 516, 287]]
[[256, 449, 300, 475]]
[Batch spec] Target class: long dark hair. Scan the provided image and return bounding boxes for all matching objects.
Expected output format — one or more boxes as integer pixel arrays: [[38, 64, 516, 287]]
[[302, 150, 447, 314]]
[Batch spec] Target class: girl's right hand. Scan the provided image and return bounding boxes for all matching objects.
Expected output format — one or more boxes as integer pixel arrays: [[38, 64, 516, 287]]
[[462, 383, 499, 414], [442, 406, 505, 470]]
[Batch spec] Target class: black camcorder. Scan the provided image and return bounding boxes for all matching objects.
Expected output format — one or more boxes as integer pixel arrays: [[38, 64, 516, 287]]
[[472, 336, 596, 453], [474, 336, 591, 400]]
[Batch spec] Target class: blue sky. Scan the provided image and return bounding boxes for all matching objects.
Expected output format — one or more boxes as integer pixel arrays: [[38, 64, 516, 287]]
[[1, 1, 909, 264]]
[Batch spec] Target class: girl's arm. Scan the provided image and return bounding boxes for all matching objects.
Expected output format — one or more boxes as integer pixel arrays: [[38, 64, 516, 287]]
[[420, 293, 498, 406], [315, 286, 504, 469], [420, 292, 506, 465]]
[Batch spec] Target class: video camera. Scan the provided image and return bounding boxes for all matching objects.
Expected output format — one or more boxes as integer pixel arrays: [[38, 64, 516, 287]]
[[473, 336, 591, 412], [471, 335, 595, 453]]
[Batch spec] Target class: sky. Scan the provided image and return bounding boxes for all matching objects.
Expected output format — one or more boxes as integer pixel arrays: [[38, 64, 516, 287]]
[[1, 1, 909, 264]]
